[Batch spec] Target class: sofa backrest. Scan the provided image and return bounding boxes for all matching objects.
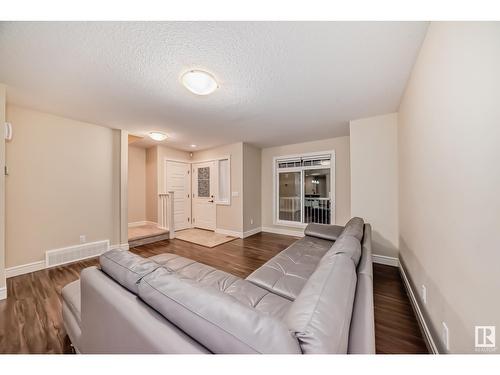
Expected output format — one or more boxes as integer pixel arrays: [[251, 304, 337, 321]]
[[322, 234, 362, 266], [341, 217, 365, 241], [303, 223, 344, 241], [138, 267, 302, 354], [100, 249, 161, 295], [285, 254, 358, 354], [348, 224, 375, 354]]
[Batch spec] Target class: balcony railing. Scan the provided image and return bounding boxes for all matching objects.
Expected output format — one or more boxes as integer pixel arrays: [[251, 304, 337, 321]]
[[304, 197, 331, 224], [278, 197, 331, 224]]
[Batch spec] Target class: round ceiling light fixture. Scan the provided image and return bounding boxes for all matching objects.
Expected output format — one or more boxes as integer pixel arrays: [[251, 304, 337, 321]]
[[149, 132, 168, 141], [181, 70, 218, 95]]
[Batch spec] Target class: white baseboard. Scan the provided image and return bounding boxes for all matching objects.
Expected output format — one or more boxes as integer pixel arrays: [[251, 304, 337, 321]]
[[109, 243, 130, 251], [128, 221, 157, 228], [242, 227, 262, 238], [372, 254, 399, 267], [215, 228, 243, 238], [0, 287, 6, 300], [261, 226, 305, 237], [5, 241, 129, 279], [399, 261, 439, 354], [5, 260, 45, 278]]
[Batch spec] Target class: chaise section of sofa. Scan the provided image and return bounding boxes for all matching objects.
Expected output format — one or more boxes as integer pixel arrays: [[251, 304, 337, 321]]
[[62, 217, 374, 354]]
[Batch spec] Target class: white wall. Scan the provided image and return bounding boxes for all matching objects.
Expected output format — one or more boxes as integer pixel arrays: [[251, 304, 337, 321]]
[[350, 113, 398, 258], [399, 22, 500, 353]]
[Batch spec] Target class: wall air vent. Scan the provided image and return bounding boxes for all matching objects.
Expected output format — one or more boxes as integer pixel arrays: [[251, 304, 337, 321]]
[[45, 240, 110, 268]]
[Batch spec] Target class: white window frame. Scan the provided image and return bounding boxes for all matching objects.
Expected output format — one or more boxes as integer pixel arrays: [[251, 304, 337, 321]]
[[273, 150, 335, 228], [214, 156, 231, 206]]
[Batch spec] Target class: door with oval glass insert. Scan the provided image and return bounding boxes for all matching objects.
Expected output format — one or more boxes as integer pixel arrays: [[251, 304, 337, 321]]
[[191, 161, 216, 230]]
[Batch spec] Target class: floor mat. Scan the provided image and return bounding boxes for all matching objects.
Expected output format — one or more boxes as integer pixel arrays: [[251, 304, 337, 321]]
[[175, 228, 237, 248]]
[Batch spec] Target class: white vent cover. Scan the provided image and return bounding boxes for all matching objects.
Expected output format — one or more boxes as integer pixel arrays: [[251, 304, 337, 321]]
[[45, 240, 109, 267]]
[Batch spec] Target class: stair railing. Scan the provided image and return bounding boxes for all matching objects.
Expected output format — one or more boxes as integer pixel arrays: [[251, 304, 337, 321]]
[[158, 191, 175, 239]]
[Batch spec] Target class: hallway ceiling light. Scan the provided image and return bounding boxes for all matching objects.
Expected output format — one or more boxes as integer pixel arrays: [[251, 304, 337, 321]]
[[149, 132, 168, 141], [190, 144, 197, 148], [181, 70, 218, 95]]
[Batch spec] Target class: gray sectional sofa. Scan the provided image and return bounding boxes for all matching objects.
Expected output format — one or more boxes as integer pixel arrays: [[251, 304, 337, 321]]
[[62, 217, 374, 354]]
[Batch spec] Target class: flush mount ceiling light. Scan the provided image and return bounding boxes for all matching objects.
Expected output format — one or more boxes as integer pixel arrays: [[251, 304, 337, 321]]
[[149, 132, 168, 141], [181, 70, 218, 95], [190, 144, 197, 148]]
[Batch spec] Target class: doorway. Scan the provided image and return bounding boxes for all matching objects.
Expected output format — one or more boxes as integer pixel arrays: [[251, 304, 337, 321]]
[[166, 160, 191, 231], [191, 161, 216, 231]]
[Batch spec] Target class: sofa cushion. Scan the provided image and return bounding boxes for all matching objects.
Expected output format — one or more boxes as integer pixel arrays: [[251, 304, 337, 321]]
[[340, 217, 365, 241], [246, 235, 332, 300], [304, 223, 344, 241], [285, 254, 357, 354], [151, 253, 292, 318], [149, 253, 197, 272], [139, 267, 301, 354], [100, 249, 161, 295], [322, 235, 362, 267]]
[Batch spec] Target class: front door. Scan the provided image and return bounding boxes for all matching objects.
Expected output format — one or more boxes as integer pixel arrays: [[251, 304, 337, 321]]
[[166, 161, 191, 231], [191, 161, 216, 230]]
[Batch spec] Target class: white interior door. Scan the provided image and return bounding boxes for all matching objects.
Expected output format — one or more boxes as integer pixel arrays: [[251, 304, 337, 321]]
[[192, 161, 216, 231], [166, 161, 191, 231]]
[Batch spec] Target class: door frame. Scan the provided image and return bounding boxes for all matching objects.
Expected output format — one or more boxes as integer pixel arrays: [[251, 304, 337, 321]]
[[164, 158, 192, 230], [191, 160, 217, 231], [163, 155, 231, 231]]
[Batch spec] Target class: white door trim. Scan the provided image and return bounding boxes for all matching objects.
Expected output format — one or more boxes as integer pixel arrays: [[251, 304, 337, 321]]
[[165, 159, 192, 231], [191, 161, 217, 231]]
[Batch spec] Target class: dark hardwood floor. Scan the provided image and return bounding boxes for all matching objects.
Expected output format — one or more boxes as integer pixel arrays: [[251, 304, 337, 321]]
[[0, 232, 428, 354]]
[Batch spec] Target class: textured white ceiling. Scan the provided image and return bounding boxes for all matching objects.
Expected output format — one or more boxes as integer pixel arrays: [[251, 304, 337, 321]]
[[0, 22, 428, 150]]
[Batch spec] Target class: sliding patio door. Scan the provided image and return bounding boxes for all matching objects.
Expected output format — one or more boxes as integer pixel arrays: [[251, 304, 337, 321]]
[[275, 154, 333, 226], [278, 169, 302, 223]]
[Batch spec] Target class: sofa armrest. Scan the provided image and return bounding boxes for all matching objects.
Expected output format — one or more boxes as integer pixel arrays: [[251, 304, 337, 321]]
[[304, 223, 344, 241], [79, 266, 209, 354]]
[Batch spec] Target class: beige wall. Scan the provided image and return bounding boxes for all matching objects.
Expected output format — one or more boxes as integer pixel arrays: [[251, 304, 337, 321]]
[[5, 105, 121, 267], [261, 136, 351, 235], [128, 146, 146, 223], [0, 84, 6, 293], [242, 143, 261, 233], [398, 22, 500, 353], [193, 142, 243, 233], [350, 113, 399, 257], [145, 147, 158, 223]]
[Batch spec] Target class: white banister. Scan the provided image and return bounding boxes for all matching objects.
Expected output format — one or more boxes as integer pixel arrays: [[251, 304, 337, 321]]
[[158, 191, 175, 239]]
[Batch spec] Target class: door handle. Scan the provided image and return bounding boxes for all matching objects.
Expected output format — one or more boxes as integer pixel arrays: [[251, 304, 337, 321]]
[[208, 200, 214, 203]]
